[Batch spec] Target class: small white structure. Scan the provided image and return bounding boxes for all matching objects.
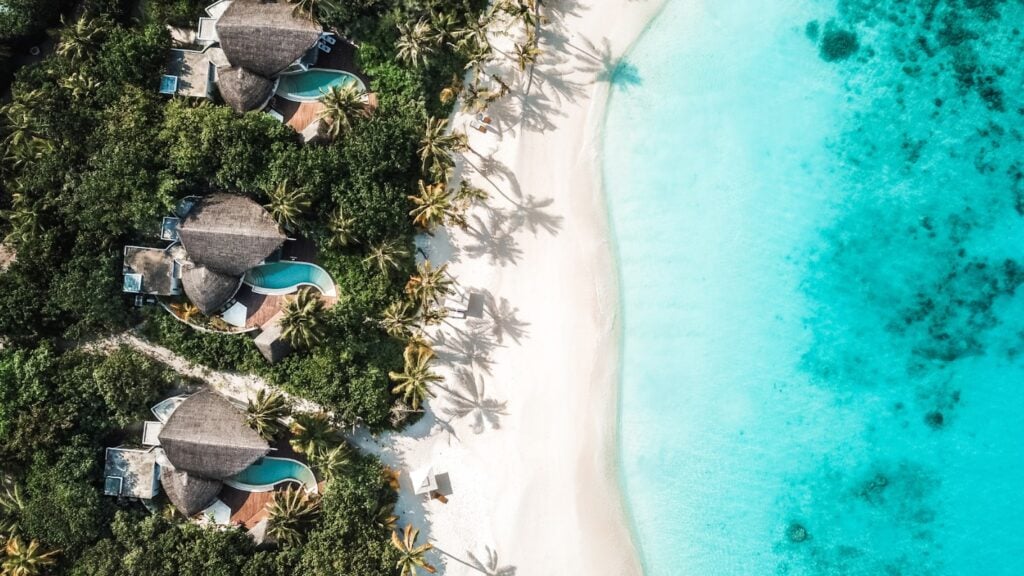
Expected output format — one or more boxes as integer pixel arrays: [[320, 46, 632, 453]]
[[410, 466, 438, 496], [198, 499, 233, 525], [142, 421, 164, 446]]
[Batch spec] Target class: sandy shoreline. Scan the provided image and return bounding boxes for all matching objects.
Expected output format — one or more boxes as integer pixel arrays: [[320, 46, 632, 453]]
[[355, 0, 666, 573]]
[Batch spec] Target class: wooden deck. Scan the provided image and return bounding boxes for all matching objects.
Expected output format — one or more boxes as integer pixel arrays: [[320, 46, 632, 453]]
[[235, 287, 285, 330], [285, 100, 324, 134], [222, 486, 279, 528]]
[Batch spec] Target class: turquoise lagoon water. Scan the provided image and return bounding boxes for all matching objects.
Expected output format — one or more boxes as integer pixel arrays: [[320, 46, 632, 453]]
[[227, 457, 317, 490], [276, 69, 365, 101], [244, 261, 336, 296], [604, 1, 1024, 574]]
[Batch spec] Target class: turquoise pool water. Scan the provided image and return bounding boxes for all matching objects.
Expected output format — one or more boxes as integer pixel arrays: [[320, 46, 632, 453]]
[[276, 69, 365, 102], [227, 457, 317, 491], [244, 261, 336, 296], [604, 1, 1024, 574]]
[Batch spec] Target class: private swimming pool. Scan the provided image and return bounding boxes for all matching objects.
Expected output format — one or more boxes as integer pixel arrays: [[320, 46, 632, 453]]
[[225, 457, 318, 493], [244, 261, 336, 296], [276, 69, 365, 102]]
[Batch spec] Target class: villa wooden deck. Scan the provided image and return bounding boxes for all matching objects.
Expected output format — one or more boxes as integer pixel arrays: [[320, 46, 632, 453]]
[[284, 100, 324, 134], [237, 289, 284, 330], [222, 485, 279, 528]]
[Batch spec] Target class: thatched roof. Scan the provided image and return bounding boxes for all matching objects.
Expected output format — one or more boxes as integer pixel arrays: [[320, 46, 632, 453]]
[[181, 263, 241, 315], [158, 390, 270, 479], [216, 0, 321, 77], [253, 311, 292, 363], [217, 66, 276, 113], [179, 193, 286, 276], [161, 469, 223, 517]]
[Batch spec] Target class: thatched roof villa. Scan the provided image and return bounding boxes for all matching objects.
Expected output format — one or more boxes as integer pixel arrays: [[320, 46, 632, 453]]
[[124, 193, 286, 316], [104, 390, 273, 518], [215, 0, 321, 78], [156, 390, 270, 515]]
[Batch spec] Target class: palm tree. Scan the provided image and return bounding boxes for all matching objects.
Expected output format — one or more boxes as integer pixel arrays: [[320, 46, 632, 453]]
[[419, 117, 466, 178], [317, 84, 367, 140], [265, 487, 320, 547], [454, 17, 491, 57], [279, 288, 325, 349], [391, 525, 436, 576], [327, 204, 357, 248], [246, 389, 291, 440], [374, 502, 399, 532], [1, 194, 41, 248], [514, 37, 543, 71], [288, 0, 337, 19], [265, 180, 311, 232], [0, 484, 24, 542], [408, 180, 455, 231], [289, 412, 336, 455], [462, 42, 495, 86], [396, 18, 435, 68], [388, 344, 442, 410], [61, 72, 101, 100], [429, 11, 458, 47], [363, 239, 409, 275], [55, 16, 108, 63], [438, 74, 463, 105], [378, 300, 419, 340], [310, 443, 352, 483], [2, 536, 59, 576], [1, 104, 40, 153], [404, 260, 454, 310], [169, 301, 202, 324]]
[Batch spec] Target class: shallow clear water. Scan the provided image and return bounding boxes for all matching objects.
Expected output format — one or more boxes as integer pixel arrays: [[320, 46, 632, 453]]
[[603, 1, 1024, 574], [276, 69, 365, 101]]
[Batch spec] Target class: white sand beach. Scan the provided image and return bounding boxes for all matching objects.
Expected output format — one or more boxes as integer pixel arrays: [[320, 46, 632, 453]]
[[352, 0, 673, 573]]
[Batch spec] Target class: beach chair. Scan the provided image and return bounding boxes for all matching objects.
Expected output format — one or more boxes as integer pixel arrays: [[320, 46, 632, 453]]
[[469, 118, 490, 133]]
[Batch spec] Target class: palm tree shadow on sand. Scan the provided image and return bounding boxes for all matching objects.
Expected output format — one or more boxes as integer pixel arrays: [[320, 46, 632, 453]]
[[466, 290, 530, 345], [566, 36, 643, 89], [461, 210, 523, 266], [439, 368, 508, 434], [507, 194, 563, 236], [433, 324, 500, 374]]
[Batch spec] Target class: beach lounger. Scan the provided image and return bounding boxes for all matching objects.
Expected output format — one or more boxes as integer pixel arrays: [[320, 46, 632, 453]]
[[318, 42, 332, 53], [322, 34, 337, 45], [469, 119, 490, 133]]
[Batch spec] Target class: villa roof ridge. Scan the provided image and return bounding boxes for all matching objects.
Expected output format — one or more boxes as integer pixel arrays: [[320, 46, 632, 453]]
[[158, 390, 270, 480]]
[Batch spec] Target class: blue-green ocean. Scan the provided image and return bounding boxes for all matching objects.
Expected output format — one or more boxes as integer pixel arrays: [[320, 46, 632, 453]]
[[603, 1, 1024, 574]]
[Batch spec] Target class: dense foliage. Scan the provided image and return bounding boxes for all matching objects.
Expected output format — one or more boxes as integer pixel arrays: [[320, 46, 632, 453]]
[[0, 0, 535, 570]]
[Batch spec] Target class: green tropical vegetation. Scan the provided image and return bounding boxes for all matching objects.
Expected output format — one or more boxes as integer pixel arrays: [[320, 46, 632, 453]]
[[245, 389, 291, 440], [0, 0, 546, 568], [390, 524, 436, 576], [278, 288, 326, 349], [265, 487, 321, 547]]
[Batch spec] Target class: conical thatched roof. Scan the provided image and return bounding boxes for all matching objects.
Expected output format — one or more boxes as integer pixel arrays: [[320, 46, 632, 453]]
[[216, 0, 321, 77], [181, 263, 242, 315], [178, 194, 286, 276], [217, 66, 276, 112], [158, 390, 270, 479], [161, 469, 223, 517]]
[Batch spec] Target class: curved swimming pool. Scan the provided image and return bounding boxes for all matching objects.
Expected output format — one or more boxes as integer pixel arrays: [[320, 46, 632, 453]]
[[244, 261, 336, 296], [276, 69, 365, 102], [225, 457, 318, 493]]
